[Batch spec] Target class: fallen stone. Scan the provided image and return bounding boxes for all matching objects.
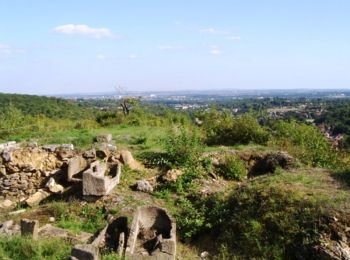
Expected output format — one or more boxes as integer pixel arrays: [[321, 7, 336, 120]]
[[25, 189, 50, 207], [71, 244, 100, 260], [83, 149, 96, 159], [0, 166, 6, 177], [21, 219, 39, 239], [120, 150, 142, 170], [0, 199, 14, 209], [45, 177, 64, 194], [61, 144, 74, 150], [161, 169, 183, 182], [42, 144, 59, 153], [68, 156, 88, 182], [134, 180, 153, 193], [95, 143, 110, 159], [96, 134, 112, 143]]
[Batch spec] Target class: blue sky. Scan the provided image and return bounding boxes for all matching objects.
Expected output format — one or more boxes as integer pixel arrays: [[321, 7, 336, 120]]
[[0, 1, 349, 94]]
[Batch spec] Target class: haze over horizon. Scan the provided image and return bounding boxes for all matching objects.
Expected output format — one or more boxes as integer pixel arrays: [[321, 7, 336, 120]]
[[0, 1, 349, 95]]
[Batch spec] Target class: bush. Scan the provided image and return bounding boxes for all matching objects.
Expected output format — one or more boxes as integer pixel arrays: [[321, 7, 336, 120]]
[[206, 113, 270, 146], [163, 127, 204, 168], [218, 155, 247, 180], [269, 120, 340, 168]]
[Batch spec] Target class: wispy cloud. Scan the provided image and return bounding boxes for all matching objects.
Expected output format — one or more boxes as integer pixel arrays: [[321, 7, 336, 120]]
[[199, 27, 229, 35], [128, 54, 137, 59], [96, 54, 106, 60], [226, 36, 241, 41], [0, 44, 11, 54], [54, 24, 117, 39], [209, 46, 222, 55], [0, 44, 25, 54], [159, 45, 185, 51]]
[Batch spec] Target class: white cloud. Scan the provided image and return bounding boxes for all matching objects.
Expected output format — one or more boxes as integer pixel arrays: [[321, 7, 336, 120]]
[[227, 36, 241, 41], [0, 44, 11, 54], [200, 27, 228, 35], [209, 46, 222, 55], [54, 24, 116, 39], [159, 45, 185, 51], [97, 54, 106, 60], [0, 44, 25, 54], [128, 54, 137, 59]]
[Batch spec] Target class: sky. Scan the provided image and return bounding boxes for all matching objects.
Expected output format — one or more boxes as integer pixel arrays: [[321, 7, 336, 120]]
[[0, 1, 349, 94]]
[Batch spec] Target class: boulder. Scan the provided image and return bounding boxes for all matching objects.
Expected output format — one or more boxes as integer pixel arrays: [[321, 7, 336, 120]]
[[45, 177, 64, 194], [161, 169, 183, 182], [134, 180, 153, 193], [71, 244, 100, 260], [120, 150, 141, 170], [25, 189, 50, 207], [96, 134, 112, 143]]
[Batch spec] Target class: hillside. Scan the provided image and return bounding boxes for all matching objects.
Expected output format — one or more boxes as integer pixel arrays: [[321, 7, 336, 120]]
[[0, 93, 93, 120]]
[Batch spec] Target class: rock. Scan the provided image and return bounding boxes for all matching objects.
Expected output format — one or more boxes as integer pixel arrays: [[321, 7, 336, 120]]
[[107, 144, 117, 152], [200, 251, 209, 258], [42, 144, 59, 153], [161, 169, 183, 182], [134, 180, 153, 193], [57, 149, 74, 160], [83, 149, 96, 159], [39, 224, 92, 244], [0, 166, 6, 177], [61, 144, 74, 150], [71, 244, 100, 260], [45, 177, 64, 194], [21, 219, 39, 239], [67, 156, 88, 182], [0, 220, 16, 235], [96, 134, 112, 143], [49, 217, 55, 223], [95, 143, 110, 159], [120, 150, 141, 170], [25, 189, 50, 207], [2, 151, 12, 162]]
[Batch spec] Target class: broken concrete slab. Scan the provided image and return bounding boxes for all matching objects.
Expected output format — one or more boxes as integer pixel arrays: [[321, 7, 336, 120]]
[[71, 244, 100, 260], [25, 189, 50, 207], [68, 156, 88, 182], [125, 206, 176, 260], [82, 161, 121, 196], [21, 219, 39, 239]]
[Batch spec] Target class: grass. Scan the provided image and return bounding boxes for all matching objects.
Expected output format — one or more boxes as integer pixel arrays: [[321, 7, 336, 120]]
[[47, 201, 107, 234], [0, 236, 71, 260]]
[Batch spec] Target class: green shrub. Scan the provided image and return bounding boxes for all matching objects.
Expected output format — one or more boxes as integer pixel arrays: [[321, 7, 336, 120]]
[[206, 113, 269, 146], [269, 120, 340, 168], [163, 127, 204, 168], [218, 155, 247, 180]]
